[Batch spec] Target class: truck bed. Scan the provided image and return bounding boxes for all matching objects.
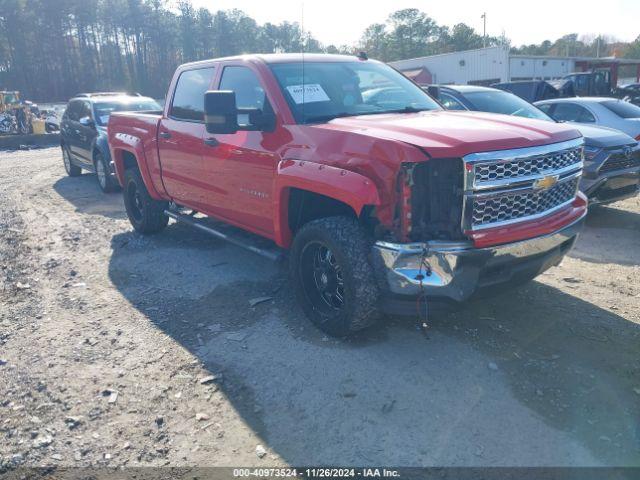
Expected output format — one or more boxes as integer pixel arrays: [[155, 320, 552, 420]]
[[107, 111, 166, 197]]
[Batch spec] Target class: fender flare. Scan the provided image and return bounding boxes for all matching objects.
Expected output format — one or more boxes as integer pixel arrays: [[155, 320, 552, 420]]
[[274, 159, 381, 247], [110, 133, 163, 200]]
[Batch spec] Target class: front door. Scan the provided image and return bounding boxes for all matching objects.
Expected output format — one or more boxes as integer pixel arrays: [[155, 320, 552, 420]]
[[157, 67, 216, 210], [200, 65, 280, 238]]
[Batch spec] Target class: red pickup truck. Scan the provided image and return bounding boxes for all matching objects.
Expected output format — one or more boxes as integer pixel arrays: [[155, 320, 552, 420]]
[[108, 54, 587, 336]]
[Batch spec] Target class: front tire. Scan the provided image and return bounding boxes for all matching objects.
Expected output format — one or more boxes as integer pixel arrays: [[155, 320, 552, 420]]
[[123, 168, 169, 234], [289, 216, 381, 337], [94, 151, 118, 193], [62, 145, 81, 177]]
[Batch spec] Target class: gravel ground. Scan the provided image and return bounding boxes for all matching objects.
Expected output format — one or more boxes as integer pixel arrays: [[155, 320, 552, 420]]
[[0, 147, 639, 469]]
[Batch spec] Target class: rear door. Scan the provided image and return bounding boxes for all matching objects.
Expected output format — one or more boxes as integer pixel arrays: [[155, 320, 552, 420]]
[[157, 66, 216, 209]]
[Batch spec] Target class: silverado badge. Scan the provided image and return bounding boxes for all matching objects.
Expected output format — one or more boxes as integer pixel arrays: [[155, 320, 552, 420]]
[[533, 174, 559, 191]]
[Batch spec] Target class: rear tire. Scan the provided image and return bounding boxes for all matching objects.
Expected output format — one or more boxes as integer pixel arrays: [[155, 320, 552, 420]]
[[123, 168, 169, 234], [289, 216, 381, 337], [94, 151, 118, 193], [62, 145, 81, 177]]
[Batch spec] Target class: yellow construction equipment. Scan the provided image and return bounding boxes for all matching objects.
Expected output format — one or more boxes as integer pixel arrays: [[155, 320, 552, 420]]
[[0, 91, 21, 113]]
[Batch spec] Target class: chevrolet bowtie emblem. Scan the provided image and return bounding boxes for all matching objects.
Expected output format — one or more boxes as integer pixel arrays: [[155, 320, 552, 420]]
[[533, 175, 559, 191]]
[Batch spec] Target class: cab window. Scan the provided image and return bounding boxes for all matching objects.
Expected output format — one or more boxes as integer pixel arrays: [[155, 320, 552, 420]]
[[170, 67, 216, 122], [219, 66, 267, 109], [219, 66, 272, 127]]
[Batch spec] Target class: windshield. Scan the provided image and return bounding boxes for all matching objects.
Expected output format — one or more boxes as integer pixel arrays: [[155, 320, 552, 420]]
[[93, 99, 161, 126], [269, 61, 441, 124], [463, 90, 552, 121], [2, 92, 19, 104]]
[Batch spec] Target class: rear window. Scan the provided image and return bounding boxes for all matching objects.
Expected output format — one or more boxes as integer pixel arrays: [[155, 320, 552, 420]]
[[601, 100, 640, 119], [170, 68, 215, 121]]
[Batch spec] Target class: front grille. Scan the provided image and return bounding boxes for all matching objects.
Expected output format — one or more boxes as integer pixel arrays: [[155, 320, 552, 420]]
[[463, 139, 584, 231], [600, 151, 640, 173], [474, 147, 582, 186], [471, 177, 579, 228]]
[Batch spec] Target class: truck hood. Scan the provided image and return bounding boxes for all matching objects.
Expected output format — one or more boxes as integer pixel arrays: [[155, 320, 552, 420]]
[[316, 110, 582, 158], [567, 122, 636, 148]]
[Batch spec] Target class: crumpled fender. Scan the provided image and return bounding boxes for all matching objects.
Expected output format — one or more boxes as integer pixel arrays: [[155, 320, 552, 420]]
[[274, 159, 381, 247], [110, 133, 163, 200]]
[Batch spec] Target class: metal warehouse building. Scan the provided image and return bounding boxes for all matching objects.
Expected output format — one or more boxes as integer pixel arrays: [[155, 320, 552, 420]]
[[390, 45, 640, 86]]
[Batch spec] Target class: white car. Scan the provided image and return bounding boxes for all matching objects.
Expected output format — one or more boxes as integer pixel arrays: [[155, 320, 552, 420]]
[[535, 97, 640, 141]]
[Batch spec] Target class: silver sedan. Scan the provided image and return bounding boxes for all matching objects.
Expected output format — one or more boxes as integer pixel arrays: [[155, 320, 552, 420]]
[[535, 97, 640, 140]]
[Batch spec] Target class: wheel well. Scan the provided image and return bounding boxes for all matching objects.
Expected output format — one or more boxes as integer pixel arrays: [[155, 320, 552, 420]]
[[121, 150, 138, 171], [288, 188, 358, 234]]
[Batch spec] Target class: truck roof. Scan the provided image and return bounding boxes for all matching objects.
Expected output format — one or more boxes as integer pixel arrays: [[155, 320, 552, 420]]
[[181, 53, 375, 68]]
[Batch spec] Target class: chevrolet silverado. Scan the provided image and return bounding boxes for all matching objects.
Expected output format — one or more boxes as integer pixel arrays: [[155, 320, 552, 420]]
[[108, 54, 587, 336]]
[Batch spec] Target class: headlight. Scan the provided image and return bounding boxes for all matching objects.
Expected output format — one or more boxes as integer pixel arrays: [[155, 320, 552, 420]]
[[583, 146, 601, 162]]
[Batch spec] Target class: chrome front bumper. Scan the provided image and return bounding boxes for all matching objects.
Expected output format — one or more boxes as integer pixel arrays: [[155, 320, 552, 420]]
[[372, 216, 585, 303]]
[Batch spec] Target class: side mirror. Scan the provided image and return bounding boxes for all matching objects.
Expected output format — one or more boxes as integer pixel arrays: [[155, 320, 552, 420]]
[[204, 90, 238, 134], [79, 116, 95, 128]]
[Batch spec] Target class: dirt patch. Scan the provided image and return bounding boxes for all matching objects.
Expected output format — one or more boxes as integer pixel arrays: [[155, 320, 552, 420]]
[[0, 147, 639, 469]]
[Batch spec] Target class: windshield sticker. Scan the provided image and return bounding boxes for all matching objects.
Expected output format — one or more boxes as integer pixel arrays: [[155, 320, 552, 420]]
[[100, 115, 110, 124], [286, 84, 330, 104]]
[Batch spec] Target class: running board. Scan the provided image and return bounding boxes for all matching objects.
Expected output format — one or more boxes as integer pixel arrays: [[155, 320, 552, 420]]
[[164, 210, 286, 262]]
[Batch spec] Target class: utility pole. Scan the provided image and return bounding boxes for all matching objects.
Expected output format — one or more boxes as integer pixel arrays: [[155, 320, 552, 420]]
[[481, 13, 486, 48]]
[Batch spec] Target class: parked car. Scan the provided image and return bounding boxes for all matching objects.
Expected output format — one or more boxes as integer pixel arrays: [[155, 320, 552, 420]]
[[534, 97, 640, 140], [491, 80, 563, 103], [430, 85, 640, 205], [108, 53, 587, 336], [60, 93, 160, 192], [615, 82, 640, 97], [555, 71, 612, 97], [616, 83, 640, 107]]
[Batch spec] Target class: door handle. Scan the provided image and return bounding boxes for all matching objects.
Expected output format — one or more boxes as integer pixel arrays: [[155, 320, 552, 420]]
[[159, 131, 172, 139], [204, 137, 219, 147]]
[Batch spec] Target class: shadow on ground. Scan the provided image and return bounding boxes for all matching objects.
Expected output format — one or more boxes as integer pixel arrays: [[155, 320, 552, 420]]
[[53, 175, 126, 219], [570, 204, 640, 266], [107, 220, 640, 467]]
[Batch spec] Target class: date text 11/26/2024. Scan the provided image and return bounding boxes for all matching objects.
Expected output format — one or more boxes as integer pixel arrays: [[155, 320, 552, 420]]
[[232, 468, 401, 478]]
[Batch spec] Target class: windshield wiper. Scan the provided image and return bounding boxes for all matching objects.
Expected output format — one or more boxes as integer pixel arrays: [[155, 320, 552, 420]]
[[375, 106, 431, 114]]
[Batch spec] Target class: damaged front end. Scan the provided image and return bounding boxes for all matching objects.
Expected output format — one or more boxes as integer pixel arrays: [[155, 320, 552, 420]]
[[371, 138, 587, 314]]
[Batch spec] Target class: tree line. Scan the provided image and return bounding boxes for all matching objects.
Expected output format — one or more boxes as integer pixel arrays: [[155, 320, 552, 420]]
[[1, 0, 639, 102]]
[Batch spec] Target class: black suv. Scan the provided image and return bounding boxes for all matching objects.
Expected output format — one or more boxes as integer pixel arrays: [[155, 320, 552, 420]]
[[60, 92, 160, 192]]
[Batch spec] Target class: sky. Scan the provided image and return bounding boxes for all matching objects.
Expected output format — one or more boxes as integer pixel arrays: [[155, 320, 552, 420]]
[[188, 0, 640, 48]]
